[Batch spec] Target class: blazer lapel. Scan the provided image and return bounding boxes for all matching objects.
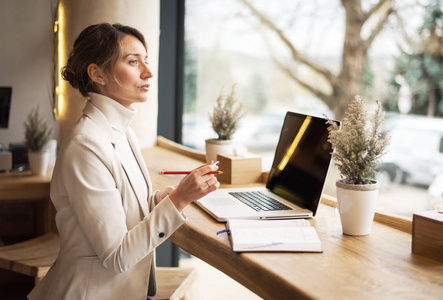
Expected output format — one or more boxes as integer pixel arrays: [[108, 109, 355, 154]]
[[83, 102, 150, 218], [112, 134, 150, 218], [126, 129, 152, 214]]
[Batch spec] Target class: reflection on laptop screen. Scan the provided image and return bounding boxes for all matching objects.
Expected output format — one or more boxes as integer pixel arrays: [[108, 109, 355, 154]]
[[266, 112, 335, 215]]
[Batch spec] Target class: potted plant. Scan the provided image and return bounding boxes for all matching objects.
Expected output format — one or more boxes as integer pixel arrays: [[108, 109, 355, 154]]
[[24, 106, 53, 175], [206, 84, 245, 162], [325, 95, 390, 236]]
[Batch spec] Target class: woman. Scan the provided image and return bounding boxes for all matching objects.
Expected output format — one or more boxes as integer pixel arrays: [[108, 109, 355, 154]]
[[28, 23, 220, 300]]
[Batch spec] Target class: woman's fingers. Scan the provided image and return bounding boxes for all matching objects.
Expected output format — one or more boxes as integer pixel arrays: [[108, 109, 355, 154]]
[[193, 163, 218, 177], [168, 162, 220, 211], [204, 176, 220, 189]]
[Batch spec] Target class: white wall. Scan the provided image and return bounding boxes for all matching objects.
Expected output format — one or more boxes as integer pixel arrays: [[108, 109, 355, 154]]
[[0, 0, 59, 148]]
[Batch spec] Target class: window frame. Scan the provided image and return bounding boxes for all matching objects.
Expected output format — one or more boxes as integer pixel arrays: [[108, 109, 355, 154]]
[[156, 0, 186, 267], [158, 0, 185, 143]]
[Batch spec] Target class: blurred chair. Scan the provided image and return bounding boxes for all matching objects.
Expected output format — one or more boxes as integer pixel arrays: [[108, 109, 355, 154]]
[[154, 267, 198, 300], [0, 233, 59, 285]]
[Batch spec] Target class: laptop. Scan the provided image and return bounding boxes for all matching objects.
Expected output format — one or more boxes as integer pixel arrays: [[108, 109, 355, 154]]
[[196, 111, 340, 222]]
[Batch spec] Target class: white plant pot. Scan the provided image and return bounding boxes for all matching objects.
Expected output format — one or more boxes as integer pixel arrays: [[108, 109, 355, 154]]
[[205, 139, 235, 162], [28, 150, 50, 175], [336, 179, 379, 236]]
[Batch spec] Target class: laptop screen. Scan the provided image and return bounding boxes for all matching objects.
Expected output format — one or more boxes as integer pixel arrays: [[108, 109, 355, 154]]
[[0, 87, 12, 129], [266, 111, 338, 215]]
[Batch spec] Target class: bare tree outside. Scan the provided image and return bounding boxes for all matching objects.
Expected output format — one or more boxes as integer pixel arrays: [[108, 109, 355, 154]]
[[385, 1, 443, 117], [183, 0, 433, 151], [240, 0, 394, 119]]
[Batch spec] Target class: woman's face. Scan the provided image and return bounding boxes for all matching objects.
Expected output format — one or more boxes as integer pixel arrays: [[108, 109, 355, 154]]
[[101, 34, 153, 108]]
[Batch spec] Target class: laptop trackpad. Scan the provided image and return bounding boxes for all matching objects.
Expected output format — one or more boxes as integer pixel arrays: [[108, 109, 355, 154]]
[[206, 197, 239, 206]]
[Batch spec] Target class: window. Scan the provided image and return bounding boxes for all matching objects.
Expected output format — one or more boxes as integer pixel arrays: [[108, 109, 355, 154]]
[[180, 0, 443, 218]]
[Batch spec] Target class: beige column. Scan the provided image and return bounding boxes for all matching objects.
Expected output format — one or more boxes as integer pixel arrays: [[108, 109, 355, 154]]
[[58, 0, 159, 148]]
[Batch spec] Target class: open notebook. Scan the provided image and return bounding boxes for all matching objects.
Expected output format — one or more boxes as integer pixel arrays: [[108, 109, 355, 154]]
[[224, 219, 322, 252], [196, 111, 340, 222]]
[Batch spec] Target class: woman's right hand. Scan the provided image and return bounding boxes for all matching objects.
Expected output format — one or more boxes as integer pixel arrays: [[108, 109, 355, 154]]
[[168, 162, 220, 212]]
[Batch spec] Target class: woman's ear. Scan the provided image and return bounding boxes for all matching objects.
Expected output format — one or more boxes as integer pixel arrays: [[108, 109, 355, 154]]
[[87, 63, 105, 85]]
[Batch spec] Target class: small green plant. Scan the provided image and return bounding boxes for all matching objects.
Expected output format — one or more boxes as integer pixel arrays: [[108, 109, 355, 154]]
[[325, 96, 390, 185], [209, 84, 245, 140], [24, 106, 53, 151]]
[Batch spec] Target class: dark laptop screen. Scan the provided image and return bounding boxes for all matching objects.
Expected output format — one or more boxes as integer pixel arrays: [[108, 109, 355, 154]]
[[266, 111, 339, 215], [0, 87, 12, 129]]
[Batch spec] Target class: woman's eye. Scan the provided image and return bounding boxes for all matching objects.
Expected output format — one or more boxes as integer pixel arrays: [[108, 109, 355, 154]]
[[130, 60, 138, 65]]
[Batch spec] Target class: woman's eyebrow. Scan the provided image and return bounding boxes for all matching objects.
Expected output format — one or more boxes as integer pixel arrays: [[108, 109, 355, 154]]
[[124, 53, 148, 59]]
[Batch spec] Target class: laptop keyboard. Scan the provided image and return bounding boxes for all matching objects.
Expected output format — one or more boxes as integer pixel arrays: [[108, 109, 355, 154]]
[[228, 191, 291, 212]]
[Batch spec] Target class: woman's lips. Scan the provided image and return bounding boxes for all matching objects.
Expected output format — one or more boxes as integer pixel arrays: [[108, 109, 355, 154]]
[[140, 83, 150, 91]]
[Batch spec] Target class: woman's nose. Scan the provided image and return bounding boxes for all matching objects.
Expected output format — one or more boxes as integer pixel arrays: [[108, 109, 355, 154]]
[[142, 64, 153, 79]]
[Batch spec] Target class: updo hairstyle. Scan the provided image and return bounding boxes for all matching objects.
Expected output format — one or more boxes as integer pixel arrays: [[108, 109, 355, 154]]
[[61, 23, 147, 97]]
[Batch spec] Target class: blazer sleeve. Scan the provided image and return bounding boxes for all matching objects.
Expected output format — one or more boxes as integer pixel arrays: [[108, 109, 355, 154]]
[[60, 133, 186, 273]]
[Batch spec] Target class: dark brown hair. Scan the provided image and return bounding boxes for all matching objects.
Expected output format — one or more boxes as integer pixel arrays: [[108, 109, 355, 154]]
[[61, 23, 146, 97]]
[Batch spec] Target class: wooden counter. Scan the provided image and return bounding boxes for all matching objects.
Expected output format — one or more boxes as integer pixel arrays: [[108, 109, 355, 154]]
[[142, 140, 443, 300], [0, 171, 51, 201], [0, 171, 56, 244]]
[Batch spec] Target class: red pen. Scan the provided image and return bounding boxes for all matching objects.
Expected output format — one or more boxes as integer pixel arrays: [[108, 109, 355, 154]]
[[159, 161, 221, 175], [158, 170, 223, 175]]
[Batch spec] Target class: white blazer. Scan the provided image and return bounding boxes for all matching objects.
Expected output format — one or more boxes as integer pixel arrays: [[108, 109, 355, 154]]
[[29, 100, 186, 300]]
